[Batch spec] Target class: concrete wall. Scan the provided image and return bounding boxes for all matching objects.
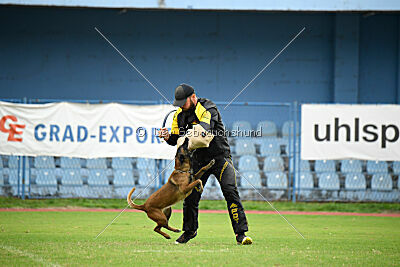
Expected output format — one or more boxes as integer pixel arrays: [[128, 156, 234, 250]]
[[0, 6, 399, 127]]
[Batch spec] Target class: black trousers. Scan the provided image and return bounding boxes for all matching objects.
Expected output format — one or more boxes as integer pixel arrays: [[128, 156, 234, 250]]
[[182, 154, 249, 234]]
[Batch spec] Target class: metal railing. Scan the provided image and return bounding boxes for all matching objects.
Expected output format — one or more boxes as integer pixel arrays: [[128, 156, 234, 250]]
[[1, 98, 398, 202]]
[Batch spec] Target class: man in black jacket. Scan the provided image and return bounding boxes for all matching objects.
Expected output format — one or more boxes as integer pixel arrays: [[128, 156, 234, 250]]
[[159, 83, 252, 245]]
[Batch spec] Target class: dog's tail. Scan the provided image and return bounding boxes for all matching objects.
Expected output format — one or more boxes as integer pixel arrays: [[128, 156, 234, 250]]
[[126, 187, 145, 211]]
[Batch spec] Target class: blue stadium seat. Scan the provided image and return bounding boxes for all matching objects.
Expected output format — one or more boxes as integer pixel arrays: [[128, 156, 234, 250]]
[[113, 169, 135, 186], [86, 158, 107, 169], [371, 174, 392, 190], [232, 120, 252, 132], [278, 137, 289, 147], [112, 157, 133, 170], [0, 156, 3, 168], [61, 169, 83, 185], [318, 172, 340, 190], [256, 136, 279, 146], [88, 169, 109, 185], [60, 157, 81, 169], [30, 168, 37, 177], [54, 168, 63, 179], [289, 159, 311, 172], [266, 172, 287, 189], [207, 174, 218, 187], [340, 159, 362, 174], [393, 161, 400, 175], [88, 169, 108, 185], [315, 160, 336, 173], [34, 169, 57, 196], [138, 170, 155, 186], [344, 173, 366, 190], [162, 159, 175, 170], [35, 169, 57, 185], [163, 168, 174, 184], [0, 170, 4, 185], [240, 171, 262, 189], [2, 168, 9, 176], [238, 155, 259, 171], [235, 137, 257, 145], [8, 169, 30, 185], [282, 121, 300, 137], [263, 156, 284, 172], [260, 140, 281, 156], [367, 161, 388, 174], [161, 159, 175, 183], [8, 156, 29, 169], [136, 158, 156, 171], [34, 156, 55, 169], [295, 172, 314, 189], [80, 168, 89, 179], [7, 156, 19, 168], [202, 175, 224, 200], [299, 160, 311, 172], [235, 139, 256, 155], [256, 121, 277, 137]]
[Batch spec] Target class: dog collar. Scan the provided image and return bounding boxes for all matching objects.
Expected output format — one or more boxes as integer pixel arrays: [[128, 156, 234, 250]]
[[175, 169, 192, 174], [175, 169, 194, 181]]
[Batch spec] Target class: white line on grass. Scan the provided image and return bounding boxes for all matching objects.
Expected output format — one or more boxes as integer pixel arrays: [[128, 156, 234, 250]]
[[128, 249, 232, 253], [0, 244, 60, 267]]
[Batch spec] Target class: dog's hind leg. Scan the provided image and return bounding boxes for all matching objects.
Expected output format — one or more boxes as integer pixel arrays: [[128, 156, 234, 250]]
[[147, 208, 171, 239], [162, 207, 181, 233], [165, 225, 181, 233], [163, 206, 172, 220], [154, 225, 171, 239]]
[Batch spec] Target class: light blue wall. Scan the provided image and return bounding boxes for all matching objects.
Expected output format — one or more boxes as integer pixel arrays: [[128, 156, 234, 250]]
[[2, 0, 400, 11], [0, 7, 399, 127]]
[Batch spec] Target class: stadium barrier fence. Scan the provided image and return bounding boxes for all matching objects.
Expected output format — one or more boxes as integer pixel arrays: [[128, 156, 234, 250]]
[[1, 98, 398, 202]]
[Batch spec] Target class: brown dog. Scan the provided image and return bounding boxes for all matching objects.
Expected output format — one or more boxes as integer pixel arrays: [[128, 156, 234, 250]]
[[127, 137, 215, 239]]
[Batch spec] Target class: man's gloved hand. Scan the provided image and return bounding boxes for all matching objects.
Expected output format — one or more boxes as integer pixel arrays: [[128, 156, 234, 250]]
[[158, 127, 170, 141]]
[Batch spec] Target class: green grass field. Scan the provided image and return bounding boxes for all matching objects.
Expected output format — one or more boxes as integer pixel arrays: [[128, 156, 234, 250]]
[[0, 206, 399, 266]]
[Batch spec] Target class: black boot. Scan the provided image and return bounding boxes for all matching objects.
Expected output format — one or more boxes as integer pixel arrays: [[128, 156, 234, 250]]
[[175, 231, 197, 244], [236, 233, 253, 245]]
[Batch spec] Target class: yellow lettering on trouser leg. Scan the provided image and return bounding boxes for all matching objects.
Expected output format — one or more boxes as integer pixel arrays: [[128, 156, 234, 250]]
[[230, 205, 239, 223]]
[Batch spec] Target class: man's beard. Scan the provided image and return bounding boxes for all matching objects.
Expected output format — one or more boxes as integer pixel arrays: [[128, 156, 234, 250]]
[[188, 98, 196, 110]]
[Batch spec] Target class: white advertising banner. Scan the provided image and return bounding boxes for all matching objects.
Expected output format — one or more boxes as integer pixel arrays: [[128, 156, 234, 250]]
[[301, 104, 400, 161], [0, 101, 177, 159]]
